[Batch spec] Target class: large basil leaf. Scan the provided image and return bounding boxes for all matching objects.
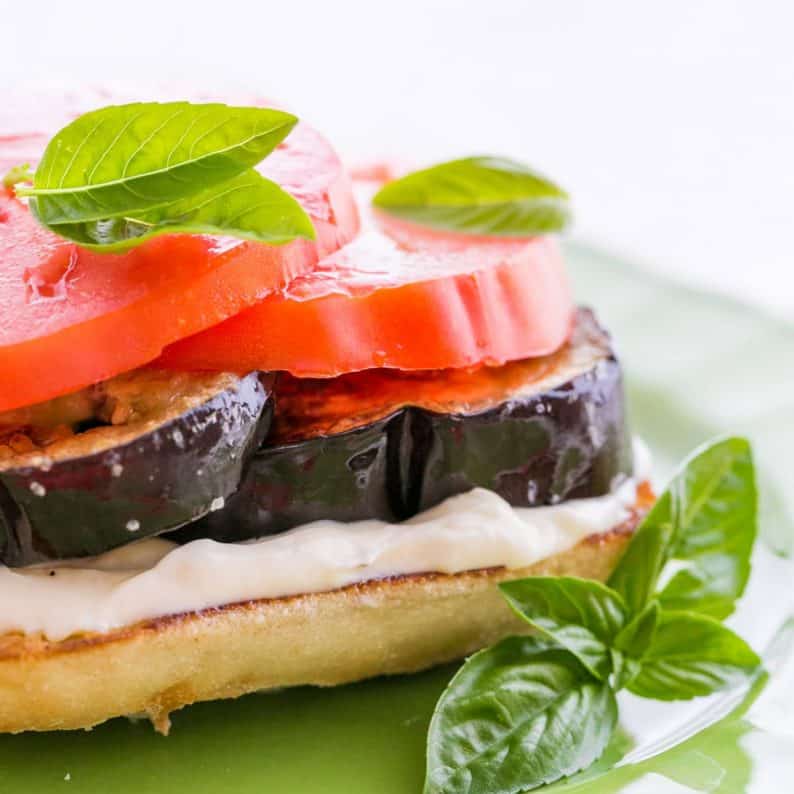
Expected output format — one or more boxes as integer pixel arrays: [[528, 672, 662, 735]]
[[44, 169, 315, 251], [21, 102, 296, 225], [608, 437, 756, 618], [425, 637, 617, 794], [627, 611, 761, 700], [499, 577, 628, 681], [372, 156, 570, 236]]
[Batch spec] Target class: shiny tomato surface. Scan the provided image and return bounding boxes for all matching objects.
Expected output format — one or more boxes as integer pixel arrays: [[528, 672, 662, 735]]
[[160, 183, 573, 376]]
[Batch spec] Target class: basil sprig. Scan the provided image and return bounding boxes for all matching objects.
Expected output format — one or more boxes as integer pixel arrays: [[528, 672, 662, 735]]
[[608, 437, 757, 619], [426, 437, 761, 794], [9, 102, 314, 251], [372, 156, 571, 237]]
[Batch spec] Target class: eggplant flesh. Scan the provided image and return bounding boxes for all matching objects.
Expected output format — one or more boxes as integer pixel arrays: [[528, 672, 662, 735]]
[[0, 370, 273, 567], [182, 308, 633, 544]]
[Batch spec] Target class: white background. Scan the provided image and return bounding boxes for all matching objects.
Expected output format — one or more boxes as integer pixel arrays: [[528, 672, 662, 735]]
[[2, 0, 792, 317]]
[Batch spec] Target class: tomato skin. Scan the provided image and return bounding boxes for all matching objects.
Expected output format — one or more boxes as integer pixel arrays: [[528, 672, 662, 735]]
[[159, 194, 573, 376], [0, 123, 358, 412]]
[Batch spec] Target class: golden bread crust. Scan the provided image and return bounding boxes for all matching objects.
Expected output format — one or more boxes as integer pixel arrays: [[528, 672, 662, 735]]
[[0, 517, 639, 735]]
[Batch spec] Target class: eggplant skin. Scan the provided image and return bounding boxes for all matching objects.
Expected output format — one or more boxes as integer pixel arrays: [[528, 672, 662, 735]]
[[0, 373, 273, 567], [189, 413, 408, 543], [184, 308, 633, 544], [415, 348, 629, 512]]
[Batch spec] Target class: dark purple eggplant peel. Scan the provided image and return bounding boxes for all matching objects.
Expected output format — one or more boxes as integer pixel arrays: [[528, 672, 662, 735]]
[[180, 308, 632, 544], [0, 370, 273, 566]]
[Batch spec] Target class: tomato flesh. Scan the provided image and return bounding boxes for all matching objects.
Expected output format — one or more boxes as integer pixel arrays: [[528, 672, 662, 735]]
[[2, 84, 572, 406], [0, 125, 358, 412], [160, 185, 573, 376]]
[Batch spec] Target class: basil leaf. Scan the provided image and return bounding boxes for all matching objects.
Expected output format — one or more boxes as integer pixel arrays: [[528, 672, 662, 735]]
[[659, 557, 748, 621], [627, 611, 761, 701], [40, 169, 315, 251], [372, 156, 570, 236], [499, 577, 628, 681], [425, 637, 617, 794], [609, 649, 642, 693], [2, 163, 32, 189], [658, 438, 757, 619], [612, 601, 660, 690], [608, 437, 756, 617], [614, 601, 660, 659], [607, 521, 672, 619], [20, 102, 296, 225]]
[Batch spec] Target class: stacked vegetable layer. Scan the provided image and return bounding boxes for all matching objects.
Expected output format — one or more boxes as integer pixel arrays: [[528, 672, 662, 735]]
[[0, 90, 631, 566]]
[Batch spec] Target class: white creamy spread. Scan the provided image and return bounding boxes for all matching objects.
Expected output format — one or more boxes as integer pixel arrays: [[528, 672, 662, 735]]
[[0, 485, 645, 641]]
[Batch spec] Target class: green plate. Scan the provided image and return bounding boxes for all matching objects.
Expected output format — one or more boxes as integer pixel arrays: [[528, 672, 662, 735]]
[[2, 243, 793, 793]]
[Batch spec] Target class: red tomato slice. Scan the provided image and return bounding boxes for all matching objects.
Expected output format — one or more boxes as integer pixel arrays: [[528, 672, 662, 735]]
[[0, 112, 358, 412], [159, 183, 573, 376]]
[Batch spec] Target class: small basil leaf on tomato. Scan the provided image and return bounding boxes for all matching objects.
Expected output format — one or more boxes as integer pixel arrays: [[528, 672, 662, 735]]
[[38, 170, 315, 251], [2, 163, 32, 189], [19, 102, 297, 225], [373, 156, 570, 236]]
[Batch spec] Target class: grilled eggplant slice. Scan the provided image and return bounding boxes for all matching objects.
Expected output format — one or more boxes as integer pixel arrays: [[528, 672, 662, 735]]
[[184, 308, 632, 543], [0, 370, 273, 566]]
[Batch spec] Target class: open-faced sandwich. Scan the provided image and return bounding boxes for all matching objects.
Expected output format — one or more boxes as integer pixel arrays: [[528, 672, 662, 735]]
[[0, 88, 763, 794]]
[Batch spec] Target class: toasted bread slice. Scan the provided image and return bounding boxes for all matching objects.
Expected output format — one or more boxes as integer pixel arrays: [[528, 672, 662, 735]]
[[0, 495, 648, 735]]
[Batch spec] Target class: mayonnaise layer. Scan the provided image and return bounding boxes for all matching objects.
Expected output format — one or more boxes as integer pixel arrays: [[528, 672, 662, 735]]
[[0, 476, 642, 641]]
